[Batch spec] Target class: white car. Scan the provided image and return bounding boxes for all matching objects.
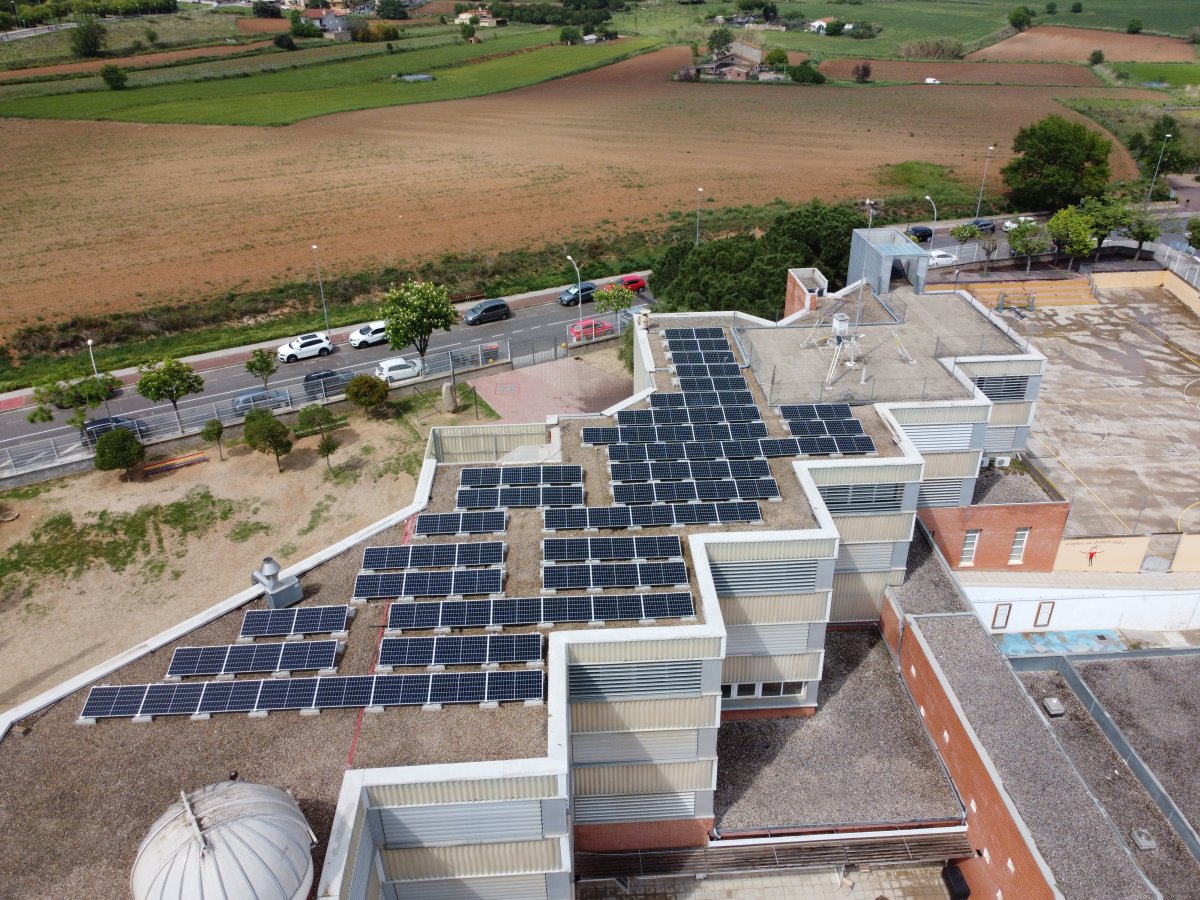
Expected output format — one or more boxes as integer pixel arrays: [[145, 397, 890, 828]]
[[277, 332, 333, 363], [928, 250, 958, 268], [375, 356, 424, 384], [349, 320, 388, 349], [924, 77, 941, 85], [1003, 216, 1037, 232]]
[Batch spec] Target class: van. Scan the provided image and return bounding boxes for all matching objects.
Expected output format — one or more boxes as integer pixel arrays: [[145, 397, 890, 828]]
[[375, 357, 424, 384]]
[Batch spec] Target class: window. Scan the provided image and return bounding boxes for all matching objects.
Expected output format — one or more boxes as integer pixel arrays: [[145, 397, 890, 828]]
[[736, 683, 757, 697], [759, 682, 783, 697], [991, 603, 1012, 630], [1034, 601, 1055, 628], [960, 529, 981, 566], [720, 684, 732, 699], [1009, 527, 1030, 564]]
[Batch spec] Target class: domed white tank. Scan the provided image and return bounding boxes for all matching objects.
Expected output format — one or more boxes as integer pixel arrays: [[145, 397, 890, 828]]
[[131, 781, 316, 900]]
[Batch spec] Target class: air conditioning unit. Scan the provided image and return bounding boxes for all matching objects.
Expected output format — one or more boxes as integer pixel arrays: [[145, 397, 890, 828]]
[[992, 456, 1012, 468]]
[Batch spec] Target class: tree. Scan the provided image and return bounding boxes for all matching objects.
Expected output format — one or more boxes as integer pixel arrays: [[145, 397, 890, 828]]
[[99, 64, 127, 90], [380, 280, 457, 359], [297, 403, 336, 434], [949, 223, 982, 260], [460, 22, 475, 39], [70, 16, 107, 58], [1080, 194, 1134, 260], [1007, 220, 1050, 272], [764, 47, 788, 70], [317, 432, 341, 472], [1001, 114, 1112, 211], [788, 60, 826, 84], [1188, 218, 1200, 251], [345, 373, 390, 413], [94, 428, 145, 478], [1044, 1, 1056, 13], [0, 12, 15, 31], [707, 26, 733, 59], [1124, 208, 1160, 261], [201, 418, 225, 461], [852, 61, 871, 83], [243, 409, 293, 472], [376, 0, 408, 18], [593, 283, 637, 319], [1070, 1, 1081, 10], [136, 358, 205, 432], [1047, 205, 1094, 271], [27, 370, 116, 426], [274, 32, 297, 49], [559, 25, 582, 44], [245, 348, 278, 390], [1008, 6, 1033, 31], [252, 0, 282, 17], [978, 234, 1001, 272], [1130, 115, 1199, 182], [1088, 49, 1103, 65], [1126, 19, 1142, 34]]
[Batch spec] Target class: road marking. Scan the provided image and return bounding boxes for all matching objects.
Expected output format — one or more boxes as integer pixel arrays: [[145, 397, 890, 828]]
[[511, 329, 525, 334], [1030, 432, 1130, 532]]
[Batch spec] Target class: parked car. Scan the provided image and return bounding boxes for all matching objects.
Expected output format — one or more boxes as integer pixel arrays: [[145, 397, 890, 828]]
[[570, 318, 615, 342], [619, 304, 650, 329], [463, 298, 511, 325], [616, 274, 648, 293], [928, 250, 959, 268], [375, 356, 424, 384], [558, 281, 596, 306], [969, 218, 997, 234], [349, 321, 387, 349], [924, 77, 941, 84], [905, 225, 933, 243], [232, 388, 290, 414], [303, 369, 355, 399], [81, 415, 148, 447], [277, 332, 333, 363], [1003, 216, 1037, 232]]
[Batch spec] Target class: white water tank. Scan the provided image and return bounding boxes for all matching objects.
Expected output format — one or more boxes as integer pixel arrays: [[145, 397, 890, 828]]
[[131, 781, 315, 900], [831, 313, 850, 338]]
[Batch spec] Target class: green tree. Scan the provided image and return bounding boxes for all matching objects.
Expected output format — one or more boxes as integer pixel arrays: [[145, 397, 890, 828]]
[[27, 371, 116, 426], [0, 12, 15, 30], [1044, 1, 1056, 13], [1070, 1, 1081, 10], [297, 403, 336, 434], [764, 47, 788, 69], [99, 64, 127, 90], [852, 61, 871, 83], [1124, 208, 1160, 261], [1130, 116, 1199, 182], [460, 22, 475, 39], [593, 283, 637, 318], [1079, 194, 1134, 260], [1001, 114, 1111, 211], [70, 16, 106, 58], [650, 242, 693, 296], [1188, 218, 1200, 251], [788, 60, 826, 84], [380, 280, 457, 359], [245, 348, 278, 389], [93, 428, 145, 478], [1008, 6, 1033, 30], [1088, 49, 1103, 65], [252, 0, 281, 17], [136, 358, 205, 431], [761, 200, 867, 289], [201, 418, 225, 461], [346, 373, 390, 413], [707, 25, 734, 59], [949, 223, 982, 260], [655, 235, 781, 319], [274, 32, 297, 49], [243, 409, 293, 472], [1126, 19, 1141, 34], [317, 432, 341, 472], [1047, 205, 1094, 271], [376, 0, 408, 18], [1007, 221, 1051, 272], [559, 25, 582, 44]]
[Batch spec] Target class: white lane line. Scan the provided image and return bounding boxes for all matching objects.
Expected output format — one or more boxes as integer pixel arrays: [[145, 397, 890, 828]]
[[511, 329, 526, 334]]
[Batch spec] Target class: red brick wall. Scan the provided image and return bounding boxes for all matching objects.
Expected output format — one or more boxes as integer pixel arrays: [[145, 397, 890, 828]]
[[784, 272, 811, 318], [880, 592, 903, 659], [918, 502, 1068, 572], [573, 818, 713, 852], [900, 623, 1055, 900], [722, 706, 815, 722]]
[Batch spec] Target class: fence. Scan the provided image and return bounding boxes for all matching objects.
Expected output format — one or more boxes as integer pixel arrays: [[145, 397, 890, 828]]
[[510, 310, 628, 370]]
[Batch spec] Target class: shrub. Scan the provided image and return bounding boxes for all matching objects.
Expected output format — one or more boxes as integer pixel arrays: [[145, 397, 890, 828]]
[[788, 60, 826, 84], [1044, 0, 1056, 12], [252, 0, 282, 17], [1126, 18, 1142, 34], [273, 33, 297, 50], [94, 428, 145, 477], [852, 61, 871, 83], [1088, 48, 1103, 65], [345, 374, 389, 413], [1070, 1, 1081, 11], [560, 25, 582, 44], [1008, 6, 1033, 30], [1189, 26, 1200, 45], [99, 64, 128, 90], [70, 15, 107, 58], [847, 20, 881, 39], [895, 37, 964, 60]]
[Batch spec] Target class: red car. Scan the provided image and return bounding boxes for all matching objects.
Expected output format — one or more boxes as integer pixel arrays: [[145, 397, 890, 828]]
[[569, 318, 615, 342], [617, 274, 647, 293]]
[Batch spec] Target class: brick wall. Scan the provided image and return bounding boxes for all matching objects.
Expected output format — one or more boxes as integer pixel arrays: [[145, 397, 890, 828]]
[[900, 622, 1055, 900], [918, 502, 1068, 572], [880, 591, 903, 659], [784, 272, 812, 318], [573, 818, 713, 852], [722, 706, 815, 722]]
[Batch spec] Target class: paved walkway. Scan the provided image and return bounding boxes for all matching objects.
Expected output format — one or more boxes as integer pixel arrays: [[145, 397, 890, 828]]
[[472, 355, 632, 423], [576, 865, 951, 900]]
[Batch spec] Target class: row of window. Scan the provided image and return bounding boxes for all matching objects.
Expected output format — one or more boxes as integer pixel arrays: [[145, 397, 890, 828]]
[[960, 526, 1030, 566], [991, 600, 1054, 630], [721, 681, 807, 700]]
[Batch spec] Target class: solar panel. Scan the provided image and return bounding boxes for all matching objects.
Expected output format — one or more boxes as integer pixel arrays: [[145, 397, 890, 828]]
[[353, 569, 503, 599], [647, 442, 688, 461], [460, 468, 502, 487], [608, 443, 649, 462], [696, 480, 738, 501], [612, 483, 655, 504], [682, 441, 724, 460], [616, 409, 654, 426], [610, 462, 651, 482], [836, 434, 877, 454], [678, 377, 715, 393], [413, 512, 506, 536], [729, 459, 772, 479], [823, 419, 865, 436], [682, 391, 720, 407], [457, 488, 499, 509], [649, 393, 686, 408], [542, 465, 584, 484], [758, 438, 801, 458], [581, 427, 621, 445], [779, 404, 818, 420], [671, 502, 716, 525], [716, 501, 764, 523], [543, 508, 589, 531], [459, 465, 583, 486], [735, 478, 781, 500], [543, 561, 688, 590], [239, 605, 348, 640], [630, 505, 676, 527], [712, 377, 748, 392], [167, 640, 338, 678], [719, 440, 763, 459], [788, 420, 828, 438], [816, 403, 854, 419], [386, 592, 694, 630], [378, 634, 542, 668], [798, 436, 839, 455], [717, 390, 754, 406], [726, 423, 769, 441]]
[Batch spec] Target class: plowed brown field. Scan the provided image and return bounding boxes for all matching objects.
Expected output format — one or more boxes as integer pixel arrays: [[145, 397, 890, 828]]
[[819, 58, 1102, 86], [968, 25, 1195, 63], [0, 40, 273, 81], [235, 17, 291, 33], [0, 47, 1150, 336]]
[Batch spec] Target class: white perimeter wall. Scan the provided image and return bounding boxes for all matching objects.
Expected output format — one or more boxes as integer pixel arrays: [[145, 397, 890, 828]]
[[963, 584, 1200, 633]]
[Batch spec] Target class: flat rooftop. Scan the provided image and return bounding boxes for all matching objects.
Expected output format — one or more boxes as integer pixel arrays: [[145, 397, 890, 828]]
[[887, 529, 971, 617], [713, 630, 962, 832], [914, 614, 1156, 900], [736, 288, 1026, 405]]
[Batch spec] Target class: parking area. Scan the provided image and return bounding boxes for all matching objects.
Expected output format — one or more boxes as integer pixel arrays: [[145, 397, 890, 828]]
[[1008, 283, 1200, 537]]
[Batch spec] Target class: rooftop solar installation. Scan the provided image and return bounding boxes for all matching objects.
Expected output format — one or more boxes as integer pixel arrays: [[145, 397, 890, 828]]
[[167, 640, 339, 678], [362, 542, 504, 571], [613, 481, 698, 504], [413, 512, 506, 536], [666, 350, 736, 365], [239, 605, 349, 640], [378, 634, 542, 668], [543, 501, 761, 530], [677, 376, 748, 394], [615, 406, 762, 427], [673, 363, 743, 379], [455, 486, 585, 509], [387, 592, 696, 631], [779, 403, 853, 420], [663, 327, 727, 341], [353, 569, 504, 600], [650, 390, 754, 408], [80, 670, 543, 720], [459, 465, 583, 487], [610, 459, 772, 483], [542, 535, 683, 562], [543, 561, 689, 590]]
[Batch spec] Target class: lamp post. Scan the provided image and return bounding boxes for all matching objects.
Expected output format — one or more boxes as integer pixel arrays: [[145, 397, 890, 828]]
[[566, 254, 583, 342], [311, 244, 331, 337], [974, 144, 995, 221], [856, 199, 876, 305], [694, 187, 704, 247], [925, 194, 937, 224], [1147, 133, 1173, 203], [87, 339, 114, 419]]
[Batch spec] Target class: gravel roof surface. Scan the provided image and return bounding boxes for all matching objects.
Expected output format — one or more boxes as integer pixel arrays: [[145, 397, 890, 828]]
[[714, 630, 961, 831], [1075, 654, 1200, 833], [972, 468, 1052, 505], [888, 529, 969, 615], [1019, 669, 1200, 898], [915, 615, 1156, 900]]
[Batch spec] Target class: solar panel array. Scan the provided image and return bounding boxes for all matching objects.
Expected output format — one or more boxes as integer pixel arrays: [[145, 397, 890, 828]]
[[673, 362, 743, 379], [582, 423, 768, 445], [542, 535, 683, 562], [778, 402, 877, 456], [363, 542, 504, 571], [610, 459, 772, 483], [386, 592, 695, 630], [240, 605, 349, 640], [666, 350, 736, 365], [651, 391, 755, 408], [612, 478, 779, 504], [544, 502, 761, 530], [543, 562, 689, 590], [80, 670, 543, 720], [616, 405, 761, 426], [413, 512, 506, 536], [378, 634, 542, 668], [677, 376, 748, 393], [353, 570, 504, 599], [456, 486, 584, 509], [460, 465, 582, 487], [168, 640, 338, 678]]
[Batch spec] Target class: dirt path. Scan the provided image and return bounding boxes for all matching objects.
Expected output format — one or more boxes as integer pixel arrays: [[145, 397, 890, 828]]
[[0, 40, 273, 81], [968, 25, 1196, 63]]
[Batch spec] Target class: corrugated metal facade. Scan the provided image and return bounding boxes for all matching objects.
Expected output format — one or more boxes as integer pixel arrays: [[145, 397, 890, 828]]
[[344, 799, 371, 900], [388, 874, 549, 900], [899, 423, 975, 452], [725, 622, 818, 655], [835, 542, 896, 572], [920, 451, 982, 480], [830, 570, 904, 621], [957, 358, 1044, 377], [817, 482, 907, 514], [918, 479, 968, 508], [428, 424, 549, 463], [571, 729, 701, 764], [366, 866, 381, 900], [709, 558, 819, 594], [984, 426, 1019, 452], [719, 593, 828, 625], [808, 462, 923, 486], [378, 801, 543, 848], [722, 652, 823, 683], [572, 760, 715, 796], [988, 401, 1035, 426], [888, 404, 990, 426], [568, 660, 703, 700], [567, 637, 720, 665], [573, 792, 696, 824], [367, 776, 558, 808], [832, 513, 913, 543], [704, 537, 836, 562], [570, 696, 718, 733], [380, 840, 561, 881]]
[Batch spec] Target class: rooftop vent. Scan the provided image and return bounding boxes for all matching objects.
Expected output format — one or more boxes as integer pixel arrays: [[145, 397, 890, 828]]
[[252, 556, 303, 609], [1131, 827, 1158, 851], [1042, 697, 1065, 718]]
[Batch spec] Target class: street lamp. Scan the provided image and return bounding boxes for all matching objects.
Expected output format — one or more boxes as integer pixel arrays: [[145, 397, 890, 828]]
[[566, 254, 583, 341], [695, 187, 704, 247], [924, 194, 937, 223], [975, 145, 995, 221], [1147, 133, 1173, 203], [86, 339, 114, 419], [311, 244, 331, 337]]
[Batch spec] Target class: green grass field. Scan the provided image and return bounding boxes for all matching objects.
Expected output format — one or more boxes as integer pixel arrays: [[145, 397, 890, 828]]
[[1111, 62, 1200, 86], [0, 34, 661, 125]]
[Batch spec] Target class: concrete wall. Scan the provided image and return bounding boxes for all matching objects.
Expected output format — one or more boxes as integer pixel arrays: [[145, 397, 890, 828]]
[[1090, 269, 1200, 317], [1052, 535, 1149, 573], [918, 502, 1069, 572], [1173, 534, 1200, 572], [573, 818, 714, 852]]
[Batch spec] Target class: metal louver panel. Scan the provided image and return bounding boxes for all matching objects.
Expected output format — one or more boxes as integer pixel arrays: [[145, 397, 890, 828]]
[[709, 559, 819, 595], [817, 482, 906, 515], [391, 874, 548, 900], [572, 730, 700, 765], [974, 374, 1029, 402], [725, 623, 815, 656], [918, 479, 966, 508], [573, 792, 696, 824], [568, 660, 702, 701], [380, 801, 543, 848], [900, 423, 974, 452], [835, 541, 896, 572], [984, 427, 1019, 453], [348, 806, 373, 900]]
